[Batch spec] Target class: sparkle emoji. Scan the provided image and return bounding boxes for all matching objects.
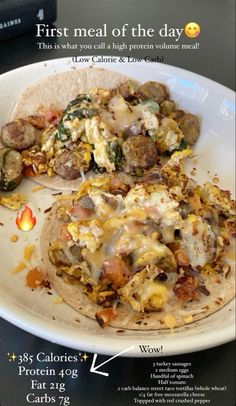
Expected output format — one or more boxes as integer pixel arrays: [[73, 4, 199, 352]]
[[184, 22, 200, 38], [7, 352, 17, 362], [80, 353, 89, 362]]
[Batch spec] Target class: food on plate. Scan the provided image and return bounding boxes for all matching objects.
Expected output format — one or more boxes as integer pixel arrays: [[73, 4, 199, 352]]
[[1, 119, 38, 151], [0, 148, 23, 190], [41, 150, 235, 329], [26, 267, 49, 289], [0, 192, 26, 210], [0, 68, 200, 191]]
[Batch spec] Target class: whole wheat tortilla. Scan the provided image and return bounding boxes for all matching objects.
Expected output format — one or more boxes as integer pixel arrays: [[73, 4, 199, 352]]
[[11, 67, 132, 119], [10, 67, 135, 190], [41, 201, 235, 330]]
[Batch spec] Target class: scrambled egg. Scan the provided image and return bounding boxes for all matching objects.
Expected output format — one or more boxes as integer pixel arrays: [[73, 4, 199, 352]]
[[201, 182, 235, 217], [121, 266, 168, 312], [41, 127, 57, 159], [124, 184, 182, 242], [67, 219, 103, 253], [155, 118, 183, 152], [85, 117, 116, 173], [0, 192, 27, 210], [64, 118, 86, 142], [141, 110, 159, 136], [88, 187, 123, 216]]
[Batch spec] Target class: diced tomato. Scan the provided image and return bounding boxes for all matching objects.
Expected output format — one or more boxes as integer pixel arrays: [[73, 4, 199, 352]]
[[109, 178, 129, 195], [26, 267, 47, 288], [100, 257, 131, 288], [168, 242, 180, 254], [173, 275, 199, 302], [168, 243, 190, 267], [23, 166, 37, 177], [175, 249, 190, 266], [109, 178, 123, 190], [69, 204, 93, 219], [59, 224, 72, 241], [95, 308, 116, 328], [42, 108, 63, 126]]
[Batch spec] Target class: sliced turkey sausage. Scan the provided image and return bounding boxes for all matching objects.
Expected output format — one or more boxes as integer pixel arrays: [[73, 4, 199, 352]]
[[1, 119, 36, 151], [122, 135, 158, 169], [139, 81, 169, 104]]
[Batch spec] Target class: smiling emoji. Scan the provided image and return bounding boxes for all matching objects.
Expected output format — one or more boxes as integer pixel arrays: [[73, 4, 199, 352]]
[[184, 22, 200, 38]]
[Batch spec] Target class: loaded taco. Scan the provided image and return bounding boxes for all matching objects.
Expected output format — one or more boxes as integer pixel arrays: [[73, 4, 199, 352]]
[[41, 150, 235, 330], [0, 67, 200, 191]]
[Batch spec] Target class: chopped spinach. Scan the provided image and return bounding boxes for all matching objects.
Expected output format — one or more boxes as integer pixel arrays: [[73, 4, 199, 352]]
[[164, 138, 189, 156], [67, 95, 91, 109], [4, 180, 18, 191], [140, 99, 160, 114], [108, 141, 122, 168], [0, 171, 4, 190], [55, 94, 96, 141], [65, 108, 97, 120], [134, 168, 144, 177], [178, 138, 189, 150], [55, 120, 71, 141], [92, 160, 106, 174]]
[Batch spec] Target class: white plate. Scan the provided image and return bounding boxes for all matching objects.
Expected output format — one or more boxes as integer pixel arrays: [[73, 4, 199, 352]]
[[0, 57, 235, 357]]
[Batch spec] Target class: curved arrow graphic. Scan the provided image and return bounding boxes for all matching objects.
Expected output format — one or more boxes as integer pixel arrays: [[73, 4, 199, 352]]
[[90, 345, 135, 377]]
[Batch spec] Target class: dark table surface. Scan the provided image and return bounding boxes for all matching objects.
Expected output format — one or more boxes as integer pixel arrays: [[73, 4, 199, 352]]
[[0, 1, 235, 405]]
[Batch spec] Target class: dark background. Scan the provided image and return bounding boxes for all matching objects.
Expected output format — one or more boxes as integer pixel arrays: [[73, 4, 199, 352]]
[[0, 0, 235, 90], [0, 0, 235, 405], [0, 318, 235, 406]]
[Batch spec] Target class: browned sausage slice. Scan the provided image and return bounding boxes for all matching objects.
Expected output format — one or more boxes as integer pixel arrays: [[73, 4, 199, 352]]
[[118, 80, 139, 101], [179, 113, 200, 145], [1, 119, 36, 151], [139, 81, 169, 104], [122, 135, 158, 169], [53, 150, 81, 180], [0, 149, 23, 190], [100, 257, 131, 288]]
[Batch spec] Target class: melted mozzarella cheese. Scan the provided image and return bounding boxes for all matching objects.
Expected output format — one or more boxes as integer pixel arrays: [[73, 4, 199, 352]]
[[125, 185, 183, 238], [143, 189, 182, 227], [88, 187, 124, 217], [101, 95, 141, 133], [67, 219, 103, 253], [120, 267, 168, 312], [84, 248, 106, 281], [180, 214, 216, 267], [139, 281, 168, 309]]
